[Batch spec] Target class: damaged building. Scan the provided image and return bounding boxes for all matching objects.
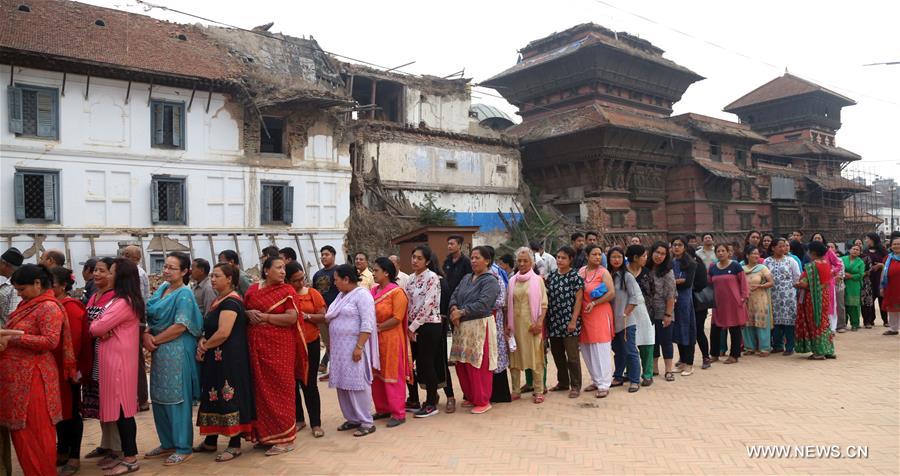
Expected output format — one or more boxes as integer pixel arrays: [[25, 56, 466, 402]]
[[484, 23, 864, 244], [339, 63, 521, 252], [1, 0, 352, 278]]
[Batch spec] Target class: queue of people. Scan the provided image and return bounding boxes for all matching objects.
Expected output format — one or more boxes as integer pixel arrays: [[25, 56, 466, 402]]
[[0, 229, 898, 475]]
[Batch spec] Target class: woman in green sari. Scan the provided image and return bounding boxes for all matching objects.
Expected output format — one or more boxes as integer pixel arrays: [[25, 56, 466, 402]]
[[143, 252, 204, 465], [841, 244, 864, 331]]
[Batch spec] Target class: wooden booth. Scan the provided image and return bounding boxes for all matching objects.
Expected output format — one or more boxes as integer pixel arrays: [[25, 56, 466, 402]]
[[391, 226, 480, 274]]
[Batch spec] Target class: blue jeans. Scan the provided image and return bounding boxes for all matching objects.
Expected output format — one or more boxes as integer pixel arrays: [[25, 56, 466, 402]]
[[772, 324, 795, 352], [612, 325, 641, 384]]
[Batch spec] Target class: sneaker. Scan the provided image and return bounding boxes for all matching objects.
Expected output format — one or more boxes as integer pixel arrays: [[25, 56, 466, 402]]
[[404, 401, 421, 413], [883, 330, 899, 336], [471, 404, 492, 414], [414, 406, 439, 418], [386, 418, 406, 428], [701, 358, 711, 370]]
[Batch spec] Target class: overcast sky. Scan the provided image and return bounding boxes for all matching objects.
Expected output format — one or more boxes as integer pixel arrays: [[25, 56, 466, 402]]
[[89, 0, 900, 181]]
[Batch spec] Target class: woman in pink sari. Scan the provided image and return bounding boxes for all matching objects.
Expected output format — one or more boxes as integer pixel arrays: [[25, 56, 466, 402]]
[[810, 233, 841, 332]]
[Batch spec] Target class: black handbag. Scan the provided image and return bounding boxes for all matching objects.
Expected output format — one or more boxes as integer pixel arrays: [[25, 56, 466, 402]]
[[693, 285, 716, 309]]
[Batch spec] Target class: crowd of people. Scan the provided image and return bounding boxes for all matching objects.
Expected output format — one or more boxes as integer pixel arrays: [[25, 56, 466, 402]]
[[0, 229, 898, 475]]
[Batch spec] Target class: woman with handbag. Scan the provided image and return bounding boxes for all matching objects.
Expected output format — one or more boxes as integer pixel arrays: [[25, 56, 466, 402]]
[[689, 246, 714, 370], [577, 245, 616, 398]]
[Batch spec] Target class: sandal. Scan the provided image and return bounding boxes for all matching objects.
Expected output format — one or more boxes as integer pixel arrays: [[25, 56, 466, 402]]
[[59, 463, 81, 476], [664, 372, 675, 382], [98, 456, 122, 470], [511, 393, 521, 401], [312, 427, 325, 438], [191, 443, 217, 453], [338, 421, 362, 431], [610, 379, 624, 387], [595, 389, 609, 398], [372, 412, 391, 420], [445, 397, 456, 414], [532, 393, 545, 404], [103, 460, 139, 476], [215, 448, 241, 463], [144, 447, 175, 459], [641, 378, 653, 387], [549, 384, 569, 392], [808, 355, 826, 360], [628, 383, 640, 393], [264, 445, 294, 457], [461, 400, 475, 408], [296, 421, 307, 431], [353, 426, 377, 437], [724, 357, 738, 364], [86, 447, 112, 459], [583, 384, 598, 392], [568, 388, 580, 398], [163, 453, 192, 466]]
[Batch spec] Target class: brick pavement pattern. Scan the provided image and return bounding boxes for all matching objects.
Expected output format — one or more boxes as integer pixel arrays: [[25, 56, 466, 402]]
[[12, 326, 900, 475]]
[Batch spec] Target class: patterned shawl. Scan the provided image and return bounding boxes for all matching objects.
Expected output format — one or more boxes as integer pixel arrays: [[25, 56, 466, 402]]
[[244, 282, 309, 385]]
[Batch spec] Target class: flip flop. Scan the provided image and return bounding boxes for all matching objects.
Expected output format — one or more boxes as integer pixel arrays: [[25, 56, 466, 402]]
[[144, 447, 175, 459], [215, 448, 241, 463], [265, 445, 294, 457], [337, 421, 361, 431], [353, 426, 376, 437], [86, 447, 111, 459], [312, 427, 325, 438], [59, 463, 81, 476], [102, 460, 139, 476], [191, 443, 217, 453], [163, 453, 192, 466], [665, 372, 675, 381]]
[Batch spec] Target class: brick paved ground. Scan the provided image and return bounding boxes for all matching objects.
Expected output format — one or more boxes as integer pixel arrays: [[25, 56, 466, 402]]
[[13, 322, 900, 475]]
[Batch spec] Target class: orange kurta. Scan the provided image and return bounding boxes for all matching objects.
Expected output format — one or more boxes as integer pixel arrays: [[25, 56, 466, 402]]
[[578, 267, 615, 345], [372, 285, 412, 383], [296, 288, 325, 343]]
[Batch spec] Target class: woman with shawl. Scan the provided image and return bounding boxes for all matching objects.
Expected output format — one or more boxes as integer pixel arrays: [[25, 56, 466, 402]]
[[143, 252, 203, 465], [507, 247, 548, 403]]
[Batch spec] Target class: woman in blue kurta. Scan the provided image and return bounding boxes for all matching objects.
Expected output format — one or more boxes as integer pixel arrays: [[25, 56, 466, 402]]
[[143, 252, 203, 465], [670, 238, 697, 375]]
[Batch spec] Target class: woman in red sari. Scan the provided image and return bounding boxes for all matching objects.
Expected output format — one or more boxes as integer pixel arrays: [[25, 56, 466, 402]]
[[0, 264, 75, 476], [370, 257, 411, 427], [796, 241, 835, 360], [245, 257, 307, 456], [49, 267, 88, 476]]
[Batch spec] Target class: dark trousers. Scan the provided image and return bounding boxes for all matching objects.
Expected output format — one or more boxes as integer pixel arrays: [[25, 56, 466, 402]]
[[611, 327, 641, 384], [490, 370, 511, 403], [772, 324, 796, 352], [695, 309, 710, 360], [549, 336, 582, 389], [137, 331, 148, 406], [652, 319, 674, 359], [677, 343, 695, 366], [203, 435, 242, 449], [411, 323, 444, 406], [296, 338, 322, 427], [56, 383, 83, 459], [116, 408, 138, 458], [0, 426, 9, 476], [710, 324, 742, 359]]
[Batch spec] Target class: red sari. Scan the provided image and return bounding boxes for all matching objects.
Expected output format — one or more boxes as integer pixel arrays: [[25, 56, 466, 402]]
[[0, 291, 75, 476], [244, 283, 308, 445], [796, 261, 835, 356]]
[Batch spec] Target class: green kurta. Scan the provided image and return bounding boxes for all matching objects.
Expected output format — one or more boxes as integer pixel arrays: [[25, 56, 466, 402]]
[[841, 256, 864, 307]]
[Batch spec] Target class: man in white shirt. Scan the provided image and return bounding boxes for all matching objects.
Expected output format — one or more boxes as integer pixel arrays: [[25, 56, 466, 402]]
[[0, 248, 24, 328], [530, 241, 557, 276], [355, 252, 375, 290], [389, 255, 410, 288], [696, 233, 717, 269]]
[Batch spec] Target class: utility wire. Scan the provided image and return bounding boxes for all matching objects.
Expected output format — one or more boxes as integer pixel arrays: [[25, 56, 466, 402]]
[[132, 0, 412, 73]]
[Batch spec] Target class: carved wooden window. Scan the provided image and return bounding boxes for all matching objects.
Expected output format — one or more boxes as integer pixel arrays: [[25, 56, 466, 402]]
[[712, 205, 725, 231], [8, 84, 59, 139], [739, 181, 752, 200], [636, 208, 653, 229], [261, 181, 294, 225], [609, 211, 626, 229], [710, 141, 721, 162], [739, 212, 754, 230], [14, 169, 59, 223], [151, 176, 186, 225]]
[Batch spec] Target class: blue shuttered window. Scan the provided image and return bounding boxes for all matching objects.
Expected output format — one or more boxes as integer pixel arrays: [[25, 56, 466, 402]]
[[8, 84, 59, 139], [14, 170, 60, 223], [260, 182, 294, 225], [150, 176, 187, 225], [150, 100, 185, 149]]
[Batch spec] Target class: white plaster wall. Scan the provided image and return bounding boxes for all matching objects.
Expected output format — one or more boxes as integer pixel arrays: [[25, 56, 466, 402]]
[[363, 142, 519, 190], [405, 87, 471, 134], [1, 65, 351, 273], [403, 190, 518, 214]]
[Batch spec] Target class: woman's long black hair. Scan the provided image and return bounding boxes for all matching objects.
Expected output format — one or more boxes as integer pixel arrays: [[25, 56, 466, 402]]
[[606, 247, 626, 289], [112, 258, 145, 323], [649, 241, 672, 277]]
